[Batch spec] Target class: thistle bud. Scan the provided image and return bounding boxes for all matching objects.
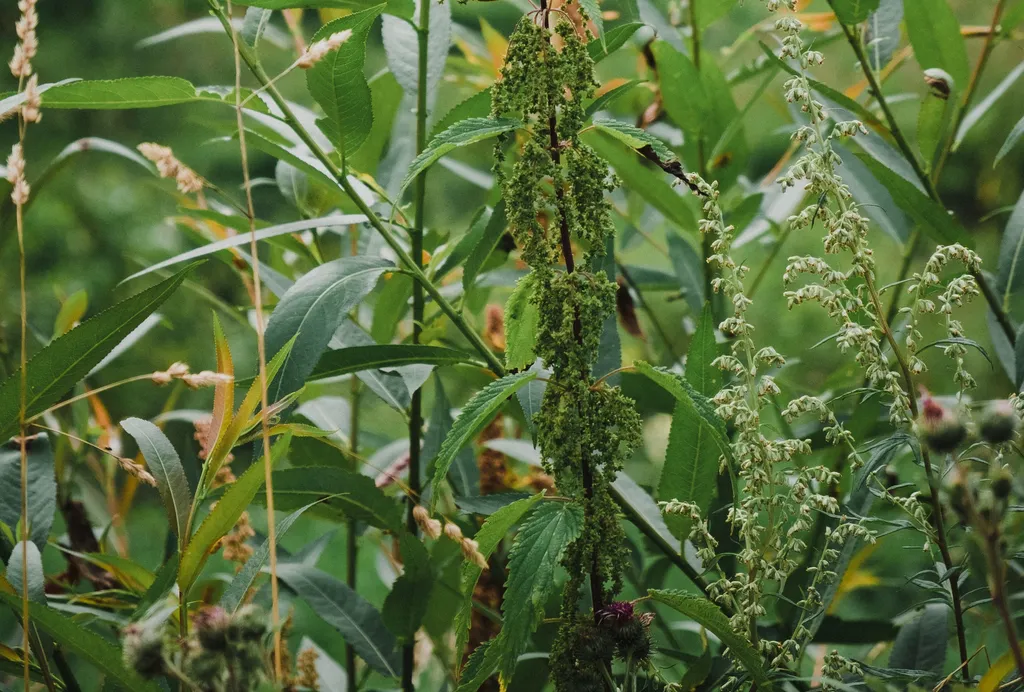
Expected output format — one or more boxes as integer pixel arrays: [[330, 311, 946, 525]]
[[122, 624, 166, 678], [917, 393, 966, 453], [228, 604, 267, 642], [992, 470, 1013, 500], [194, 606, 230, 651], [979, 400, 1019, 444]]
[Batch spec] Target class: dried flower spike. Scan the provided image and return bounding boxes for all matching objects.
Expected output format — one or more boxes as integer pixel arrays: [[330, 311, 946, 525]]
[[137, 143, 205, 195], [412, 505, 442, 539], [119, 457, 157, 487], [9, 0, 39, 79]]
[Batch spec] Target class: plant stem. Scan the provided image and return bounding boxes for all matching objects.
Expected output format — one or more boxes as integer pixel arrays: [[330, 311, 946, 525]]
[[403, 0, 431, 688], [616, 262, 682, 363], [837, 19, 1015, 345], [223, 0, 281, 676], [208, 6, 505, 377], [985, 529, 1024, 683], [348, 228, 361, 692]]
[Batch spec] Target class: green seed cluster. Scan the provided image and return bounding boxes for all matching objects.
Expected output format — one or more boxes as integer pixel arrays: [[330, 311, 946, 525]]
[[493, 12, 643, 690]]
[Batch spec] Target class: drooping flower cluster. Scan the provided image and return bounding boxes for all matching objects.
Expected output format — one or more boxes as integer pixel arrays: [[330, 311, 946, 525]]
[[491, 11, 643, 690], [138, 142, 206, 195], [412, 504, 489, 568]]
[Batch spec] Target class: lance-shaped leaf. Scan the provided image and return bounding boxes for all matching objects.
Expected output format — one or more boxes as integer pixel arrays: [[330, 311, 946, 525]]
[[40, 76, 199, 109], [686, 303, 721, 397], [463, 200, 508, 292], [306, 6, 385, 156], [996, 113, 1024, 167], [888, 604, 948, 674], [0, 592, 161, 692], [121, 418, 191, 546], [178, 435, 292, 591], [999, 189, 1024, 312], [423, 378, 479, 497], [428, 371, 538, 510], [0, 264, 194, 440], [591, 118, 678, 165], [7, 541, 46, 604], [453, 493, 544, 667], [0, 436, 55, 550], [401, 118, 521, 195], [254, 467, 403, 531], [494, 502, 583, 686], [649, 590, 772, 688], [904, 0, 969, 90], [276, 563, 400, 678], [264, 256, 392, 403], [311, 344, 483, 380]]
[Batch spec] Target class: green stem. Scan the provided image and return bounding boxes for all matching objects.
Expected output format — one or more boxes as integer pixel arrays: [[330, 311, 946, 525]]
[[347, 233, 361, 692], [209, 4, 505, 376], [403, 0, 431, 688]]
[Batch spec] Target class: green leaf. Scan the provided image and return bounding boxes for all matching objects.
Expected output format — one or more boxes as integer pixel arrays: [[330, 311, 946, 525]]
[[428, 371, 538, 510], [453, 493, 544, 664], [276, 563, 400, 678], [432, 89, 494, 140], [0, 436, 55, 550], [0, 265, 194, 440], [221, 500, 322, 613], [828, 0, 880, 25], [583, 129, 697, 235], [904, 0, 969, 90], [495, 502, 584, 686], [178, 435, 291, 591], [401, 118, 521, 195], [999, 190, 1024, 313], [133, 554, 178, 618], [954, 61, 1024, 151], [864, 0, 904, 71], [585, 79, 642, 119], [463, 200, 508, 292], [53, 290, 88, 338], [504, 272, 540, 370], [243, 0, 411, 17], [995, 112, 1024, 167], [255, 467, 403, 530], [591, 118, 677, 164], [121, 418, 191, 546], [853, 152, 973, 248], [264, 256, 391, 402], [979, 642, 1024, 692], [888, 604, 948, 674], [648, 589, 773, 689], [331, 319, 412, 411], [917, 89, 951, 168], [383, 0, 451, 104], [7, 541, 46, 603], [686, 303, 720, 397], [634, 361, 728, 444], [577, 0, 604, 40], [587, 22, 644, 62], [834, 144, 911, 245], [306, 6, 386, 157], [382, 534, 433, 643], [668, 234, 705, 315], [651, 41, 706, 138], [610, 473, 680, 554], [660, 389, 721, 540], [40, 77, 198, 109], [0, 592, 161, 692], [456, 639, 500, 692], [423, 378, 479, 497], [311, 344, 482, 381]]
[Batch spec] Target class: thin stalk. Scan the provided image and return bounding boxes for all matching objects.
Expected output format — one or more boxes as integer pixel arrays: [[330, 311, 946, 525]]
[[207, 5, 504, 376], [985, 530, 1024, 683], [347, 233, 360, 692], [403, 0, 431, 688], [224, 0, 282, 677], [616, 261, 682, 364], [837, 19, 1015, 345]]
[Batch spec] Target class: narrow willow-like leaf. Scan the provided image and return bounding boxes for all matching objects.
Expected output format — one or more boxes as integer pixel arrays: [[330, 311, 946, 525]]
[[453, 493, 544, 666], [428, 370, 538, 510], [828, 0, 880, 25], [853, 153, 973, 248], [995, 113, 1024, 167], [121, 418, 191, 544], [221, 500, 322, 613], [463, 200, 508, 292], [423, 378, 479, 497], [254, 467, 403, 531], [651, 41, 706, 138], [953, 61, 1024, 151], [0, 436, 55, 549], [122, 215, 366, 284], [668, 233, 705, 315], [904, 0, 970, 90], [610, 473, 680, 553], [0, 592, 161, 692], [834, 144, 911, 245], [382, 0, 451, 103], [865, 0, 904, 71], [133, 554, 178, 618], [401, 118, 521, 195], [648, 589, 773, 689], [311, 344, 483, 381], [591, 118, 677, 164], [276, 563, 400, 678], [0, 264, 194, 440], [264, 256, 392, 402], [40, 76, 198, 109], [504, 272, 540, 370], [178, 435, 291, 591], [686, 303, 720, 397], [307, 6, 385, 156]]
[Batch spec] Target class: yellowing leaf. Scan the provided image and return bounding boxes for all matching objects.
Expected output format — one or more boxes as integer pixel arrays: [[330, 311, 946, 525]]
[[828, 541, 880, 612]]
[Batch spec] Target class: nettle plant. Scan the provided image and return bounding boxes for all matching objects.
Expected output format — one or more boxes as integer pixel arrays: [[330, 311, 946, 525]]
[[5, 0, 1024, 690]]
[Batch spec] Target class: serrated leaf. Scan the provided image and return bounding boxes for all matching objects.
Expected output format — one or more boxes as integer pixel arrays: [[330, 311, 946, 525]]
[[495, 502, 584, 686], [428, 371, 538, 510], [277, 563, 400, 678], [264, 256, 392, 402], [254, 467, 403, 530], [828, 0, 880, 25], [121, 418, 191, 545], [888, 604, 948, 674], [853, 152, 973, 248], [178, 435, 291, 591], [453, 493, 544, 666], [423, 378, 479, 497], [0, 436, 55, 550], [306, 7, 385, 157], [588, 22, 644, 62], [401, 118, 521, 194], [382, 534, 433, 643], [610, 472, 680, 553], [686, 303, 720, 396], [864, 0, 903, 70], [133, 554, 178, 618], [648, 589, 773, 688], [0, 265, 194, 440], [0, 592, 161, 692], [661, 394, 720, 539], [904, 0, 969, 90], [39, 76, 198, 109], [311, 344, 482, 380], [592, 118, 677, 164], [504, 272, 540, 370]]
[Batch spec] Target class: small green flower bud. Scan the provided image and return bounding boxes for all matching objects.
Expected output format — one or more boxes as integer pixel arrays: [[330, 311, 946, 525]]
[[980, 400, 1019, 444], [917, 394, 966, 453]]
